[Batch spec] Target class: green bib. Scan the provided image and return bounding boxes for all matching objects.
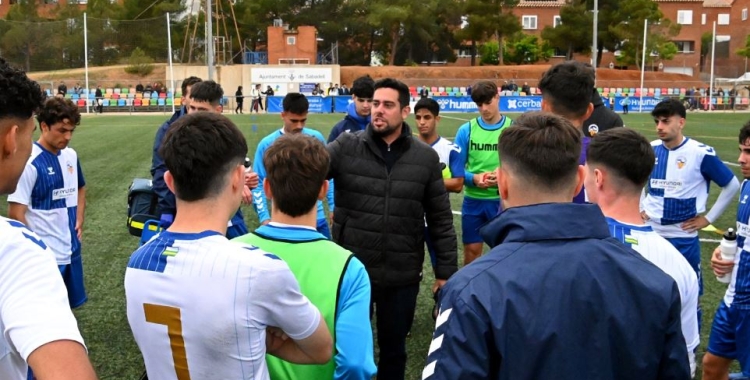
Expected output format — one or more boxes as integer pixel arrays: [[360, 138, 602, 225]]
[[235, 233, 352, 380], [465, 117, 511, 199]]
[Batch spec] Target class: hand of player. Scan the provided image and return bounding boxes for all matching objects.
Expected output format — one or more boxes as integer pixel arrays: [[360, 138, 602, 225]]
[[242, 185, 252, 204], [640, 211, 650, 222], [483, 171, 498, 187], [266, 327, 289, 353], [245, 171, 259, 189], [681, 215, 709, 233], [473, 173, 489, 189], [75, 221, 83, 241], [329, 212, 334, 223], [432, 279, 447, 295], [711, 245, 735, 277]]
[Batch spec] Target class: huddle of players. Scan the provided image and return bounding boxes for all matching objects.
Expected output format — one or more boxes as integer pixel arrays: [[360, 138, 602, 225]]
[[1, 55, 749, 380]]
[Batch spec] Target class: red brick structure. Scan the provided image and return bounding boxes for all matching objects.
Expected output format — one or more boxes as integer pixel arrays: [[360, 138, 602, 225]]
[[267, 25, 318, 65], [1, 0, 92, 19]]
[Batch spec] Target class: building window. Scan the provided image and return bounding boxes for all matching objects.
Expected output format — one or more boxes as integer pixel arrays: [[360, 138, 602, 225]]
[[522, 15, 537, 30], [674, 40, 695, 53], [286, 36, 296, 45], [718, 13, 730, 25], [456, 47, 475, 57], [702, 13, 706, 25], [553, 15, 562, 27], [553, 47, 566, 57], [677, 10, 693, 25], [743, 8, 748, 21]]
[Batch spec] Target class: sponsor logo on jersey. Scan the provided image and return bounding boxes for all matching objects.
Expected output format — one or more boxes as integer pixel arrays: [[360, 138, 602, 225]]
[[650, 179, 683, 192], [52, 187, 77, 200], [588, 124, 599, 136], [67, 161, 74, 174]]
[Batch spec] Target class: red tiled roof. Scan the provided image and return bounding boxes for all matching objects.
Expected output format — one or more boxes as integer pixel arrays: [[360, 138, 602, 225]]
[[702, 0, 733, 7], [517, 0, 566, 7]]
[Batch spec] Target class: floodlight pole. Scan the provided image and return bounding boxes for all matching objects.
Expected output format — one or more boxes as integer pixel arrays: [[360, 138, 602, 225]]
[[167, 12, 176, 113], [709, 21, 716, 112], [83, 13, 90, 114], [206, 0, 214, 80], [592, 0, 598, 85], [639, 19, 647, 113]]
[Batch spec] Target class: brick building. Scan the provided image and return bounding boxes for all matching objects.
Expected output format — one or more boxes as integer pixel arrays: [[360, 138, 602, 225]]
[[267, 24, 319, 65], [454, 0, 750, 78], [0, 0, 89, 19]]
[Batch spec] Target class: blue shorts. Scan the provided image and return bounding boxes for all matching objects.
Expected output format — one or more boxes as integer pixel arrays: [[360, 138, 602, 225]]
[[707, 302, 750, 375], [316, 218, 331, 240], [58, 249, 87, 309], [226, 222, 249, 240], [462, 197, 501, 244], [665, 236, 703, 296]]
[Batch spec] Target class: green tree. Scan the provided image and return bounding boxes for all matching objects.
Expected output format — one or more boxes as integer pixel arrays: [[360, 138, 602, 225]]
[[608, 0, 680, 68], [479, 41, 499, 65], [735, 34, 750, 62], [541, 0, 591, 60], [366, 0, 411, 65], [0, 0, 55, 72], [459, 0, 521, 65], [504, 33, 553, 65]]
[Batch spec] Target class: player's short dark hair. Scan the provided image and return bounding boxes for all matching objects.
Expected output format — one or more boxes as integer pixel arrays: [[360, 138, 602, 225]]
[[651, 98, 686, 119], [414, 98, 440, 116], [264, 134, 329, 217], [37, 97, 81, 129], [471, 81, 498, 105], [351, 75, 375, 99], [374, 78, 410, 109], [0, 58, 45, 122], [160, 113, 247, 201], [189, 80, 223, 105], [499, 111, 581, 193], [538, 61, 594, 119], [282, 93, 309, 114], [587, 128, 655, 192], [740, 120, 750, 144], [181, 76, 202, 96]]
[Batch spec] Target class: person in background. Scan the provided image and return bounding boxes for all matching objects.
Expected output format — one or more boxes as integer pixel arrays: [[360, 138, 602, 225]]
[[328, 75, 375, 143], [235, 86, 243, 114]]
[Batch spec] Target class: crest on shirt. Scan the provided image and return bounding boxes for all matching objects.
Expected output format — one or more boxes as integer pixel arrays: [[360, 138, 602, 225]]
[[742, 195, 748, 204], [47, 167, 55, 175], [676, 156, 687, 169], [588, 124, 599, 136], [67, 161, 74, 174]]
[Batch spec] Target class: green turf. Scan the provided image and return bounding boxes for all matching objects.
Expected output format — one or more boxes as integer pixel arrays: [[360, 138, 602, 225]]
[[1, 110, 748, 379]]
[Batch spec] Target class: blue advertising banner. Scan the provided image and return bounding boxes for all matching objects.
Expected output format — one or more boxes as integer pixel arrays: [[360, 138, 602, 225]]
[[613, 96, 660, 113], [499, 96, 543, 112], [432, 96, 479, 112], [334, 96, 351, 113], [266, 96, 332, 113], [299, 83, 316, 95]]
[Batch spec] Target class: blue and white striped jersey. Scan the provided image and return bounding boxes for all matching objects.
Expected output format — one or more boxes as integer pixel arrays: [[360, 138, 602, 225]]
[[642, 137, 735, 238], [125, 230, 321, 380], [8, 143, 85, 265], [429, 136, 464, 179], [607, 217, 700, 375], [724, 180, 750, 308]]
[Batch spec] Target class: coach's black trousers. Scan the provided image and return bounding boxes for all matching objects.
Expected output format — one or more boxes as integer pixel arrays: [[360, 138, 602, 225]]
[[371, 283, 420, 380]]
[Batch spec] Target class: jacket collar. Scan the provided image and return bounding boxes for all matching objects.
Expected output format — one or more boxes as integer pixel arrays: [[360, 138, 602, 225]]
[[363, 122, 412, 156], [479, 203, 611, 248]]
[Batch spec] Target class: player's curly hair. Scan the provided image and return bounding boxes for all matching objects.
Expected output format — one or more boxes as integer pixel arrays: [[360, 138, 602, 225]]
[[0, 58, 45, 121], [37, 97, 81, 129]]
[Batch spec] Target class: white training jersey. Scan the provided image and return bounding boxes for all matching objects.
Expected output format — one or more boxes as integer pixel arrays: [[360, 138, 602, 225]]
[[642, 137, 735, 238], [607, 217, 700, 376], [8, 143, 85, 265], [125, 230, 321, 380], [0, 217, 85, 380]]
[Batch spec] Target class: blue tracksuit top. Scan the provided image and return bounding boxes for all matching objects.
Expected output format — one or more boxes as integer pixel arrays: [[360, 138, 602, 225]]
[[424, 203, 690, 380]]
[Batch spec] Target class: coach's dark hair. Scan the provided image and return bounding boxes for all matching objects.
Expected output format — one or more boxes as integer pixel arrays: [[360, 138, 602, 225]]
[[471, 81, 498, 105], [282, 93, 309, 114], [499, 111, 581, 192], [160, 113, 247, 201], [264, 134, 329, 218], [0, 58, 45, 122], [651, 98, 687, 119], [374, 78, 410, 109], [37, 97, 81, 130], [538, 61, 594, 119], [414, 98, 440, 116], [351, 75, 375, 99], [189, 80, 223, 105], [740, 120, 750, 144], [181, 76, 202, 97], [588, 128, 655, 192]]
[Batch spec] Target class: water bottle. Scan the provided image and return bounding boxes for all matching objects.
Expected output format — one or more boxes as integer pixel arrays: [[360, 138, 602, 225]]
[[718, 228, 738, 284]]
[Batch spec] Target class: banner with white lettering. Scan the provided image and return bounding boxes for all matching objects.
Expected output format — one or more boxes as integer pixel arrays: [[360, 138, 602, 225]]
[[251, 68, 333, 83]]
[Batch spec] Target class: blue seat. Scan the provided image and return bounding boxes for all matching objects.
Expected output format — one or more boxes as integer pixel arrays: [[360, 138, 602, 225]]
[[118, 99, 126, 107]]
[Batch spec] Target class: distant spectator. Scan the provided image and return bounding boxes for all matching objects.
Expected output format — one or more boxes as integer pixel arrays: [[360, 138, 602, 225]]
[[262, 85, 274, 110], [521, 82, 531, 95], [500, 81, 509, 92], [136, 83, 144, 93], [57, 81, 67, 96], [509, 79, 518, 92], [235, 86, 243, 114], [73, 83, 82, 95], [622, 94, 631, 114], [145, 83, 153, 93], [328, 84, 340, 96], [340, 84, 349, 95], [420, 86, 429, 99], [94, 86, 103, 114], [466, 85, 472, 96]]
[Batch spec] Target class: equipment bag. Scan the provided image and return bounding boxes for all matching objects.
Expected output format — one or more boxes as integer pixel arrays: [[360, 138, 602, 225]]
[[127, 178, 159, 237]]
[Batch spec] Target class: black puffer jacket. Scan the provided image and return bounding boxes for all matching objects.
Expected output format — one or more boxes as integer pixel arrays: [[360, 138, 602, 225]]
[[327, 123, 458, 288]]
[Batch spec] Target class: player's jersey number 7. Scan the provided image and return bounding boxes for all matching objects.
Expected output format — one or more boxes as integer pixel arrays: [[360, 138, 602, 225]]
[[144, 303, 191, 380]]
